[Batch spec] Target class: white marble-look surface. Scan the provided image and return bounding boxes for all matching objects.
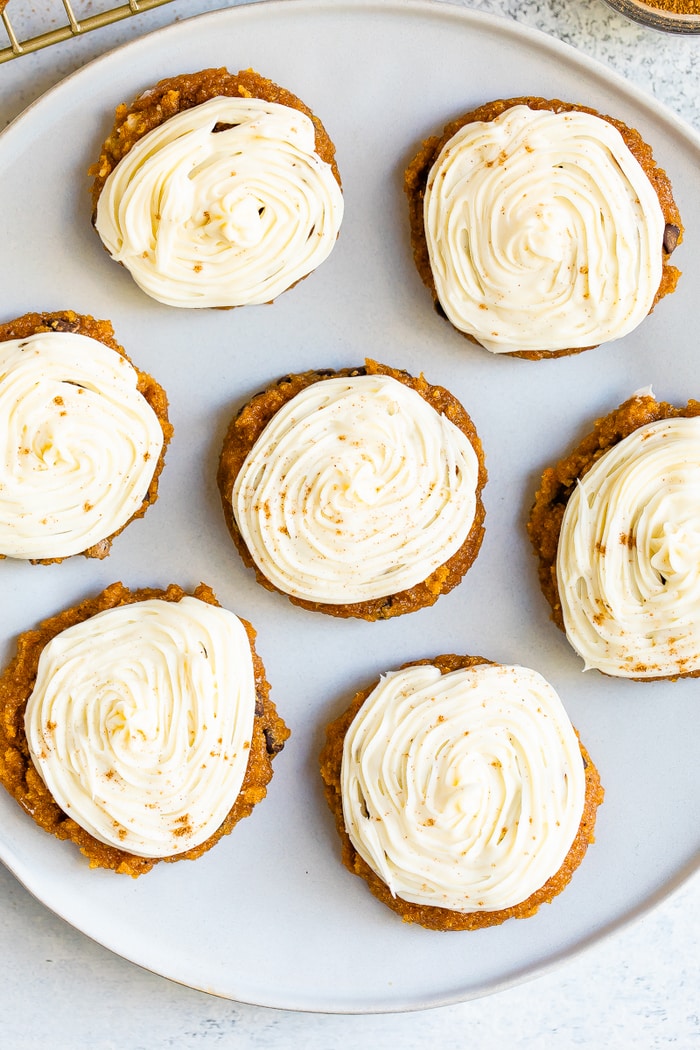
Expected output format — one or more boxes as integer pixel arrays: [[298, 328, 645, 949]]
[[0, 1, 699, 1046]]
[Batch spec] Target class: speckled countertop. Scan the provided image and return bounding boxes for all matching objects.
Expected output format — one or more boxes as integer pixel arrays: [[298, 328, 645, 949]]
[[1, 1, 699, 1046]]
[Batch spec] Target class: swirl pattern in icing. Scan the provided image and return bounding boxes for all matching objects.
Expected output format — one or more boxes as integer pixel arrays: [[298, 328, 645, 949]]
[[0, 332, 164, 560], [341, 662, 585, 912], [557, 415, 700, 677], [94, 96, 344, 308], [24, 597, 256, 858], [231, 374, 480, 604], [423, 105, 665, 354]]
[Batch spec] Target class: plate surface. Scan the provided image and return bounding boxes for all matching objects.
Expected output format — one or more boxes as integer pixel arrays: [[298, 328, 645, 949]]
[[0, 0, 699, 1014]]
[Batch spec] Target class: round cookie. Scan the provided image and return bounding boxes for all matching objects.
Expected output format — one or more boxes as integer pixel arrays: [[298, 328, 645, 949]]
[[528, 390, 700, 678], [90, 67, 344, 308], [405, 97, 682, 359], [320, 653, 603, 931], [0, 310, 172, 563], [0, 582, 289, 877], [217, 359, 487, 620]]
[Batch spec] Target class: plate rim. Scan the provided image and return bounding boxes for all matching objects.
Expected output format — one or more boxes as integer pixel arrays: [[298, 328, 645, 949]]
[[1, 0, 699, 1014], [3, 0, 700, 152]]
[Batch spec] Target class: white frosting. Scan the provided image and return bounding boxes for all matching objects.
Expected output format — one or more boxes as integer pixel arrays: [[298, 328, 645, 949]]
[[231, 373, 481, 604], [24, 597, 257, 858], [423, 105, 666, 354], [0, 332, 164, 560], [557, 413, 700, 678], [95, 95, 344, 308], [341, 663, 586, 913]]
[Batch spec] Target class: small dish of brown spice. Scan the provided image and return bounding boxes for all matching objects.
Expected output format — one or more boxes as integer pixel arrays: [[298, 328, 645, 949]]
[[601, 0, 700, 34]]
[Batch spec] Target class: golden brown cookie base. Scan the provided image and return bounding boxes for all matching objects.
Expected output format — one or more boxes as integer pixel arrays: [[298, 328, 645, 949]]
[[217, 359, 487, 620], [404, 97, 683, 360], [0, 582, 290, 877], [320, 653, 604, 931], [89, 67, 342, 218], [0, 310, 172, 564], [527, 393, 700, 679]]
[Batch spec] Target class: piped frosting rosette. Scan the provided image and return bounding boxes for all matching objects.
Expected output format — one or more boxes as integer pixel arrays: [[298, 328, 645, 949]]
[[340, 662, 586, 913], [423, 105, 666, 354], [24, 596, 257, 858], [557, 415, 700, 678], [0, 331, 164, 560], [94, 96, 344, 307], [231, 373, 481, 604]]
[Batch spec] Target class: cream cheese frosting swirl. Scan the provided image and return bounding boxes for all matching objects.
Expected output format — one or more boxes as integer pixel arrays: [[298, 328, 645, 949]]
[[341, 662, 585, 912], [94, 96, 344, 308], [0, 332, 163, 560], [557, 414, 700, 678], [24, 597, 256, 858], [231, 374, 481, 604], [423, 105, 665, 354]]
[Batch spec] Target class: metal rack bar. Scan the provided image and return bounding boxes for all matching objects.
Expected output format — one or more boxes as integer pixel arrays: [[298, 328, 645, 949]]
[[1, 0, 176, 64]]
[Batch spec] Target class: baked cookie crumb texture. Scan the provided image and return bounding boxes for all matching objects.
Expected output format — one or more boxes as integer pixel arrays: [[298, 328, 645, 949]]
[[0, 582, 289, 877], [529, 391, 700, 679], [90, 68, 344, 308], [0, 310, 172, 564], [405, 97, 682, 359], [217, 358, 487, 620], [320, 654, 603, 931]]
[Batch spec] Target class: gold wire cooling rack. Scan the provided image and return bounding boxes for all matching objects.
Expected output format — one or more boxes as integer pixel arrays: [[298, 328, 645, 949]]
[[0, 0, 176, 63]]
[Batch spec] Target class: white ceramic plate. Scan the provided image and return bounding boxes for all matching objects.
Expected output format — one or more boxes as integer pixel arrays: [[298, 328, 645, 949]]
[[0, 0, 698, 1014]]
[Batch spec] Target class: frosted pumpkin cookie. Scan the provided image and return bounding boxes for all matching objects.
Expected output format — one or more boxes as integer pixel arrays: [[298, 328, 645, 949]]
[[320, 654, 603, 930], [405, 97, 682, 359], [528, 390, 700, 678], [0, 582, 289, 877], [90, 67, 343, 308], [217, 359, 487, 620], [0, 310, 171, 563]]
